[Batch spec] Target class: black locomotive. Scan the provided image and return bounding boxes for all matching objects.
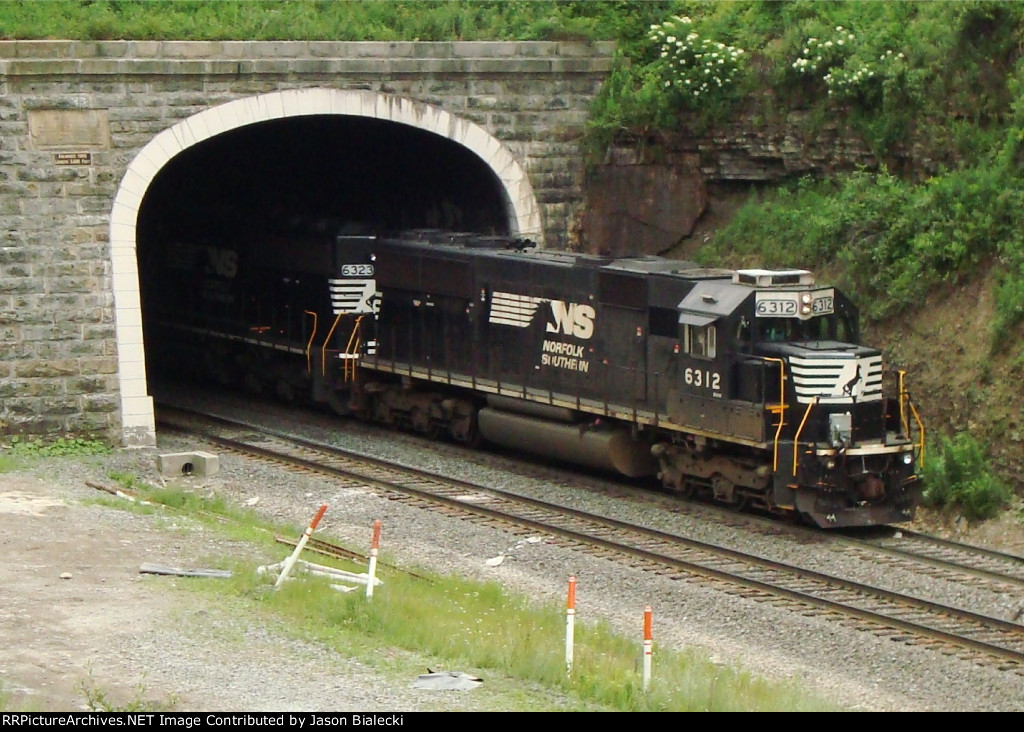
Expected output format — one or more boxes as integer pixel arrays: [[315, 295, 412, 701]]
[[145, 228, 924, 528]]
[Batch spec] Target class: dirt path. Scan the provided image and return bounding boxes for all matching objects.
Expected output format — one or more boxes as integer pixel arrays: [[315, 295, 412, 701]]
[[0, 473, 194, 710]]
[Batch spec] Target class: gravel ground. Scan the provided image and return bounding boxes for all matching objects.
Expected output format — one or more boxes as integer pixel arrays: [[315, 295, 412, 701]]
[[4, 386, 1024, 712]]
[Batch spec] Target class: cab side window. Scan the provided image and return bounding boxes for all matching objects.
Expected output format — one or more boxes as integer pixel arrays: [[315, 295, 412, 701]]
[[685, 324, 716, 358]]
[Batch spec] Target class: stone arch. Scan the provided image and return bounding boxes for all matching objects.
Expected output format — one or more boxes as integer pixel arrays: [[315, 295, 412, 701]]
[[109, 88, 544, 446]]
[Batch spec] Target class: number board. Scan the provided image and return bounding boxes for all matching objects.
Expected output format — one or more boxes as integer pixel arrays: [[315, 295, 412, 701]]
[[755, 289, 834, 319], [341, 264, 375, 277]]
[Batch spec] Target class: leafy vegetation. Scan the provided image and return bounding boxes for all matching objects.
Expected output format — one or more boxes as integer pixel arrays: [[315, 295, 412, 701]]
[[922, 433, 1012, 521], [3, 435, 111, 459], [695, 157, 1024, 339], [582, 2, 1024, 353]]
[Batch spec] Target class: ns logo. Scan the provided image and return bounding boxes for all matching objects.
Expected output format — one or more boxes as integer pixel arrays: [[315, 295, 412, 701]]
[[546, 301, 595, 340], [205, 247, 238, 279]]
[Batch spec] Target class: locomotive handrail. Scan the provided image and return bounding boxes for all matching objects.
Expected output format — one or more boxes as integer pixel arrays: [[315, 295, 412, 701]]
[[321, 313, 343, 377], [343, 316, 364, 383], [909, 397, 926, 468], [303, 310, 317, 374], [898, 370, 909, 437], [897, 370, 926, 468], [792, 396, 819, 476], [762, 357, 787, 472]]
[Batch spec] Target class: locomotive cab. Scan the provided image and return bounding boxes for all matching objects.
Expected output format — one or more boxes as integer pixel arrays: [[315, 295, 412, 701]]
[[689, 269, 921, 527]]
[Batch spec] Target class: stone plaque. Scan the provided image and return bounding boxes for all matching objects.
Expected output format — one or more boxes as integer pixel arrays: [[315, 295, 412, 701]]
[[28, 109, 111, 150]]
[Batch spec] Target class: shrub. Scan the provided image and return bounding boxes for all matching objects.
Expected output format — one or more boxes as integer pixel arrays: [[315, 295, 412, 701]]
[[922, 433, 1012, 521], [647, 14, 746, 108]]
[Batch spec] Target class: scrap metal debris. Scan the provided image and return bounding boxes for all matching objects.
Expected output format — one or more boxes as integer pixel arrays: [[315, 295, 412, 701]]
[[412, 670, 483, 691], [139, 562, 233, 578]]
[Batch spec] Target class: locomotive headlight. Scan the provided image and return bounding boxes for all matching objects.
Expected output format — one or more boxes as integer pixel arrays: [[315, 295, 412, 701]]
[[902, 452, 914, 465], [801, 292, 812, 304], [825, 458, 836, 470]]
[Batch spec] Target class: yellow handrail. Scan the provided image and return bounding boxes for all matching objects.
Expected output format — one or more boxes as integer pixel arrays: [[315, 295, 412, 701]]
[[909, 399, 926, 468], [303, 310, 318, 374], [792, 396, 819, 476], [898, 370, 909, 437], [897, 369, 926, 468]]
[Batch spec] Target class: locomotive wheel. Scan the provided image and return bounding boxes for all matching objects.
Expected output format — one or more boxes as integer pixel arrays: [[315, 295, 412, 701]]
[[455, 415, 482, 449], [671, 479, 696, 499], [410, 407, 440, 439]]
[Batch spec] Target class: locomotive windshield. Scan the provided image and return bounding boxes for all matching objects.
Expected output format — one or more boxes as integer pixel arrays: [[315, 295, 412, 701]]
[[756, 313, 854, 343]]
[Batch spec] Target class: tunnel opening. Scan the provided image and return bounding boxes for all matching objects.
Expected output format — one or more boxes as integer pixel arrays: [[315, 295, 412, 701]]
[[137, 113, 511, 400]]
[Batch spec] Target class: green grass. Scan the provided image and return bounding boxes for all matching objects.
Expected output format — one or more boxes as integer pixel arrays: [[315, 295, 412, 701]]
[[101, 479, 840, 712], [0, 1, 645, 42]]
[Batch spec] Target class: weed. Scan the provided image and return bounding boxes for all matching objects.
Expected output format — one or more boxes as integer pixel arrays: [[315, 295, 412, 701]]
[[5, 435, 111, 458], [923, 432, 1013, 521], [77, 672, 178, 713]]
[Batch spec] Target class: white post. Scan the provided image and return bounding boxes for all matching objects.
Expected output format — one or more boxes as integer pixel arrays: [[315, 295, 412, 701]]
[[565, 576, 576, 676], [275, 504, 327, 589], [642, 605, 653, 692], [366, 519, 382, 599]]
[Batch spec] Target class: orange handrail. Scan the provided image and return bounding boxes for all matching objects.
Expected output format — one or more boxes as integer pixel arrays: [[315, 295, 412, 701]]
[[303, 310, 318, 374], [343, 316, 364, 382], [792, 396, 819, 476], [320, 313, 343, 377]]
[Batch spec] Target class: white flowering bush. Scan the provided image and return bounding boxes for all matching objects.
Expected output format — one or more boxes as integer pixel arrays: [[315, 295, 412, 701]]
[[791, 25, 855, 76], [648, 15, 746, 107], [792, 25, 907, 103], [825, 49, 907, 102]]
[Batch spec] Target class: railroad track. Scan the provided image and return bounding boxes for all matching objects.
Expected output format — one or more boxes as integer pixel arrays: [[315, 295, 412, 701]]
[[156, 404, 1024, 675]]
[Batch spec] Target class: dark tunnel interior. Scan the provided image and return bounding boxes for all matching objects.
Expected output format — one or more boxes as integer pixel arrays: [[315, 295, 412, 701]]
[[137, 115, 509, 247], [136, 114, 511, 391]]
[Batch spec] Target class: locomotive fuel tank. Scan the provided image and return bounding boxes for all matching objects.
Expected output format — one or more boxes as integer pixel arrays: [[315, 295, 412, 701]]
[[477, 405, 658, 478]]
